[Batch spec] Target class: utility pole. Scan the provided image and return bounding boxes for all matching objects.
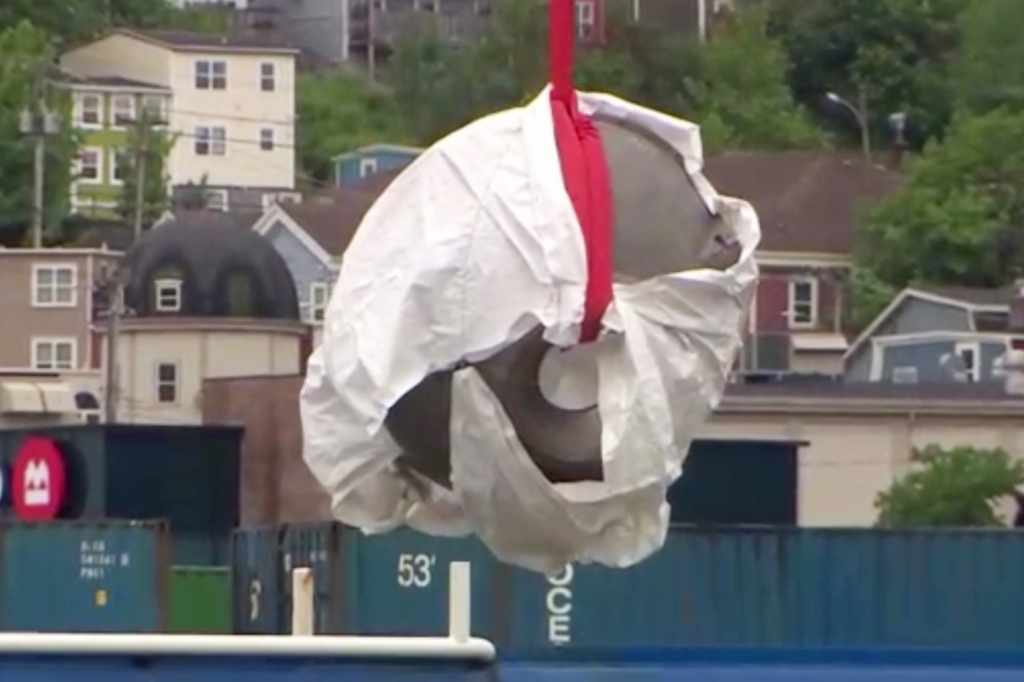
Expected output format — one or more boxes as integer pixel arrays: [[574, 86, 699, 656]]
[[132, 114, 150, 240], [367, 0, 376, 82], [19, 97, 60, 249], [102, 275, 125, 424]]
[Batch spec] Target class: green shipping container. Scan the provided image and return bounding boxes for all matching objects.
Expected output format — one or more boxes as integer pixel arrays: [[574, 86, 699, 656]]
[[168, 566, 231, 633]]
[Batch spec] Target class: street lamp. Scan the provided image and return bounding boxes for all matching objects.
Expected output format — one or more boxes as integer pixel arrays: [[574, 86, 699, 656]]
[[825, 89, 871, 162]]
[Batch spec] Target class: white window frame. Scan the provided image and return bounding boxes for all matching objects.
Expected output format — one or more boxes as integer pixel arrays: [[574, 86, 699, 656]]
[[31, 337, 77, 371], [154, 278, 183, 312], [576, 0, 596, 26], [77, 93, 102, 128], [155, 362, 180, 404], [140, 95, 167, 125], [358, 156, 378, 177], [195, 60, 227, 90], [786, 276, 818, 329], [76, 147, 103, 184], [954, 341, 981, 383], [194, 126, 227, 156], [260, 62, 276, 92], [260, 128, 274, 151], [309, 282, 330, 323], [204, 189, 229, 212], [31, 263, 77, 308], [111, 94, 135, 128]]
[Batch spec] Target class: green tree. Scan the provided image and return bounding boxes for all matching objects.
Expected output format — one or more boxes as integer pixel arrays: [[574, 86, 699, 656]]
[[952, 0, 1024, 118], [0, 20, 77, 238], [876, 445, 1024, 528], [857, 108, 1024, 301], [296, 70, 411, 185], [116, 110, 173, 228], [769, 0, 966, 148], [689, 9, 820, 152]]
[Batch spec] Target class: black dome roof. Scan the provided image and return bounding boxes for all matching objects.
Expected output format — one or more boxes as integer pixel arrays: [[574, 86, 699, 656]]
[[122, 216, 300, 320]]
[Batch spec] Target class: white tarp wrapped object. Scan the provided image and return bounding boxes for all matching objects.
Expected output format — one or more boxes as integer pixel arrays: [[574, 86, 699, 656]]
[[301, 88, 760, 575]]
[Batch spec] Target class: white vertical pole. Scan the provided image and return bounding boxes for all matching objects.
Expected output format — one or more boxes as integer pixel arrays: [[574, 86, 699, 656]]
[[291, 567, 314, 636], [447, 562, 471, 643]]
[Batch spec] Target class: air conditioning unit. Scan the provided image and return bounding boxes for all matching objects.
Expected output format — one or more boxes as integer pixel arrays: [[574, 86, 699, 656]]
[[892, 366, 918, 384]]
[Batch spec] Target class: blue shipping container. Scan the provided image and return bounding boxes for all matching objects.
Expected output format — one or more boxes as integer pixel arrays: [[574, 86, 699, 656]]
[[340, 526, 498, 638], [0, 521, 168, 632], [501, 527, 1024, 651], [281, 524, 344, 634], [230, 527, 282, 634]]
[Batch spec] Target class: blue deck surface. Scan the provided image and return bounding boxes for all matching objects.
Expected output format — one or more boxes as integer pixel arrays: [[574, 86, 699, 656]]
[[6, 647, 1024, 681]]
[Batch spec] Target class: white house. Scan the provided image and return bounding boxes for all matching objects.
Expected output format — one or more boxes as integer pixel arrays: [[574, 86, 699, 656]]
[[60, 29, 298, 212]]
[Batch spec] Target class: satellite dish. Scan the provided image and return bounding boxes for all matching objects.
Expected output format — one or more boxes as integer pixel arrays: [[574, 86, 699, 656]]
[[939, 351, 967, 380]]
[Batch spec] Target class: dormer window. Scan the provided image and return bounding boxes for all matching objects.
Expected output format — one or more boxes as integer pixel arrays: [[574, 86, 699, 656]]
[[155, 278, 183, 312]]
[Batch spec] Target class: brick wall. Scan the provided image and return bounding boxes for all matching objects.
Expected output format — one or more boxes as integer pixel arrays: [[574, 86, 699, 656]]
[[202, 374, 330, 526]]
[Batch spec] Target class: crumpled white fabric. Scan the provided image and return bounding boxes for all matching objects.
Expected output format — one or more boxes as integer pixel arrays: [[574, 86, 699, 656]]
[[300, 88, 760, 574]]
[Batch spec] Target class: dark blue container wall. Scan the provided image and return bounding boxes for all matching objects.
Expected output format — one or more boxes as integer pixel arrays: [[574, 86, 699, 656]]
[[0, 521, 168, 632], [501, 527, 1024, 651], [282, 524, 344, 634], [230, 527, 283, 634], [504, 547, 686, 650], [340, 527, 497, 638]]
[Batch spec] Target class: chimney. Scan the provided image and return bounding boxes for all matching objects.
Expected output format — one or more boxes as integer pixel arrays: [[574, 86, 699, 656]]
[[1010, 279, 1024, 331]]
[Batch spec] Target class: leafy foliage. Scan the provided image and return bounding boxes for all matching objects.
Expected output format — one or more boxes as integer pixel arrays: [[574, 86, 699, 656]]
[[876, 445, 1024, 528], [768, 0, 966, 148], [296, 70, 411, 185], [0, 20, 77, 237], [858, 109, 1024, 294], [952, 0, 1024, 118], [116, 111, 174, 227]]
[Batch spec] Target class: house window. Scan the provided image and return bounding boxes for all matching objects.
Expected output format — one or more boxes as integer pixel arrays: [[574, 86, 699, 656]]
[[194, 126, 226, 155], [358, 157, 378, 177], [576, 0, 596, 36], [77, 148, 102, 182], [787, 277, 817, 328], [78, 94, 101, 126], [260, 62, 275, 91], [955, 342, 980, 382], [31, 338, 76, 370], [155, 363, 179, 403], [141, 95, 166, 124], [204, 189, 229, 212], [260, 128, 274, 151], [309, 282, 330, 322], [111, 95, 134, 127], [32, 264, 77, 307], [154, 278, 183, 312], [195, 60, 227, 89]]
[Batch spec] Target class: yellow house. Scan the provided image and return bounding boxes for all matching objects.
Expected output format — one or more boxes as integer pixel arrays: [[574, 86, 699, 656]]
[[61, 29, 299, 212]]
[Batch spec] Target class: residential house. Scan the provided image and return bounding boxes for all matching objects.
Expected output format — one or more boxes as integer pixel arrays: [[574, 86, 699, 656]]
[[333, 143, 422, 185], [703, 151, 904, 376], [60, 29, 298, 213], [243, 0, 606, 67], [203, 368, 1024, 526], [93, 214, 308, 424], [0, 247, 121, 373], [844, 285, 1021, 384], [61, 76, 172, 217]]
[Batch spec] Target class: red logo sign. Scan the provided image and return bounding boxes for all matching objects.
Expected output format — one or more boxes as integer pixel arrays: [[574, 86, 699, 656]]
[[12, 437, 66, 521]]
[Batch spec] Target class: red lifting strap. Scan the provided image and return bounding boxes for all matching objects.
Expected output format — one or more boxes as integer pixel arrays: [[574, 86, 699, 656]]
[[548, 0, 614, 343]]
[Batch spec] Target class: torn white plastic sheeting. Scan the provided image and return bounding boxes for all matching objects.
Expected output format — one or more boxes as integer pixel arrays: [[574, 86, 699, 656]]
[[300, 88, 760, 574]]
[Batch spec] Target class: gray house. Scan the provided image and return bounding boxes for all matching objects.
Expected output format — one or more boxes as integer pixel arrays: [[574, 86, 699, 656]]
[[845, 286, 1022, 384]]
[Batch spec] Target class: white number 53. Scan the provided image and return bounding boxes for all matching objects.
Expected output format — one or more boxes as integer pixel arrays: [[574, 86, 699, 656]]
[[397, 553, 434, 588]]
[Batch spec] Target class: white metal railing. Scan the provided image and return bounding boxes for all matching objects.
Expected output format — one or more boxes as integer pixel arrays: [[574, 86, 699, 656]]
[[0, 561, 494, 662]]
